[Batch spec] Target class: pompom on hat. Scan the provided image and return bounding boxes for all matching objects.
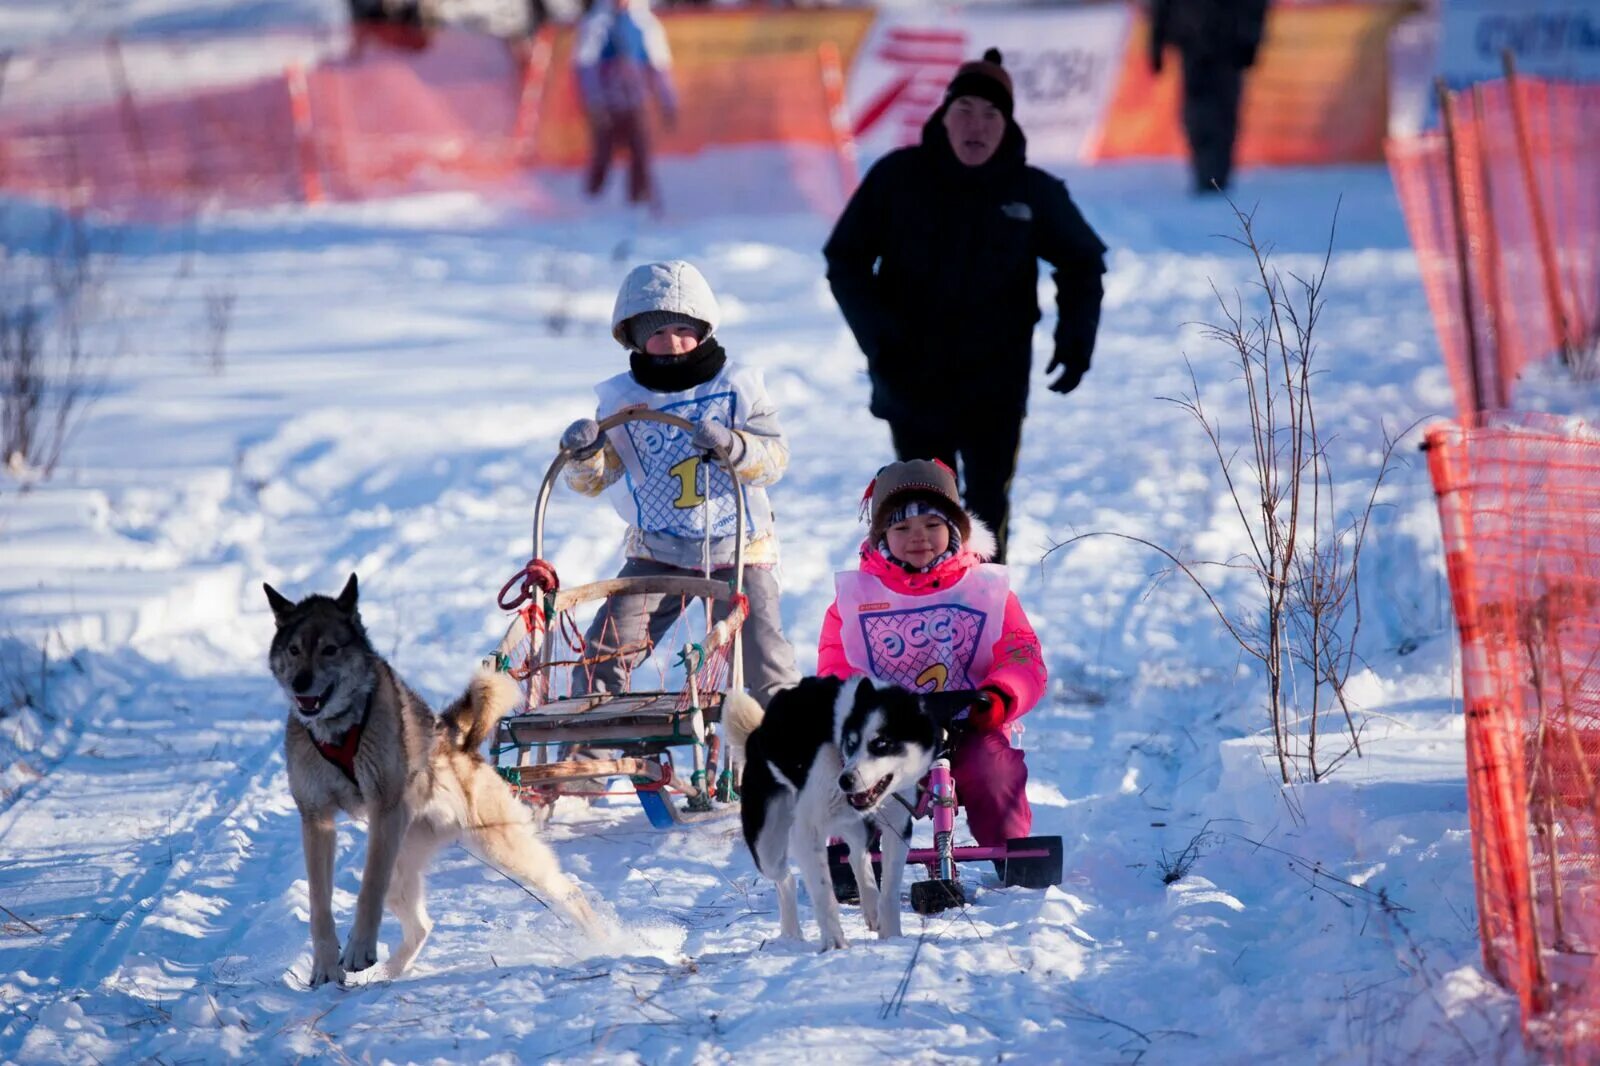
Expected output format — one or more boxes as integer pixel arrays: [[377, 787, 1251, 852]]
[[943, 47, 1014, 119]]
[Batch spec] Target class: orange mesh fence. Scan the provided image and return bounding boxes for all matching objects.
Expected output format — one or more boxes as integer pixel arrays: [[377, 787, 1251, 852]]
[[0, 17, 855, 216], [1092, 1, 1410, 165], [525, 35, 845, 167], [304, 27, 537, 200], [1427, 414, 1600, 1057], [0, 26, 537, 214], [527, 8, 870, 167], [1389, 77, 1600, 422], [0, 72, 308, 212]]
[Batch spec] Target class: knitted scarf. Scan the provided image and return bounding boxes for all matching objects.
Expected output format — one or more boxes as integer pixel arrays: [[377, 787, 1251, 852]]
[[628, 337, 728, 394]]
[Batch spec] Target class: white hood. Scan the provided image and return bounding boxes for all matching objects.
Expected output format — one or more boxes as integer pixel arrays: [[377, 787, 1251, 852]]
[[610, 260, 721, 346]]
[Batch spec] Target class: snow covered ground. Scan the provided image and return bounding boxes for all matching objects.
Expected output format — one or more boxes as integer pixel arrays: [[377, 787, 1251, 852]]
[[0, 159, 1536, 1064], [0, 6, 1557, 1061]]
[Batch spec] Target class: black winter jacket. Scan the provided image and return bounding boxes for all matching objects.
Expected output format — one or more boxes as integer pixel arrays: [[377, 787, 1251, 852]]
[[823, 106, 1108, 422], [1150, 0, 1269, 68]]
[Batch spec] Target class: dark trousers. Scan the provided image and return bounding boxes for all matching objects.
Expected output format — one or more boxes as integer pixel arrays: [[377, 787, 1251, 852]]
[[1180, 53, 1244, 193], [887, 415, 1023, 563], [584, 107, 654, 206]]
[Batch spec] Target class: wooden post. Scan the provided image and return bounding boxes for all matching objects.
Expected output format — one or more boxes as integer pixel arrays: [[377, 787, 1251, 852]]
[[105, 35, 151, 195], [1469, 83, 1511, 410], [1436, 78, 1486, 425], [285, 63, 322, 204], [511, 26, 553, 167], [1502, 49, 1574, 364]]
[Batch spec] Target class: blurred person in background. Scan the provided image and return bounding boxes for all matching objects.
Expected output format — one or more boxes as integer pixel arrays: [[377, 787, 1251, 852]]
[[1149, 0, 1269, 194], [823, 49, 1107, 563], [575, 0, 678, 211]]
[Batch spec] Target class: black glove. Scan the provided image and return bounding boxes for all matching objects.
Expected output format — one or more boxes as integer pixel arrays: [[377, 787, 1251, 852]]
[[1046, 351, 1088, 395]]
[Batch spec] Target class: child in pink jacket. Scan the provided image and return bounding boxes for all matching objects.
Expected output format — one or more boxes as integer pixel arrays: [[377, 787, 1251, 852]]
[[816, 458, 1048, 846]]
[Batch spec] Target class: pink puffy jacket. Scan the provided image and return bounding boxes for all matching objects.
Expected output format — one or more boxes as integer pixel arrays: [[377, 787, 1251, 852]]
[[816, 542, 1048, 724]]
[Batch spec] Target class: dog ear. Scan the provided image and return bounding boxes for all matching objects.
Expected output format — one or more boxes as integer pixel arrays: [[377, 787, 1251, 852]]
[[919, 689, 981, 728], [263, 582, 296, 623], [335, 573, 359, 615]]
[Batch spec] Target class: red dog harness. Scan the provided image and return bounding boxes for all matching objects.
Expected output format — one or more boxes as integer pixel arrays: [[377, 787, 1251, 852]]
[[313, 693, 371, 786]]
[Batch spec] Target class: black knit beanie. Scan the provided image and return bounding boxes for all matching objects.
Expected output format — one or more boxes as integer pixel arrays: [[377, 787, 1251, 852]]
[[944, 48, 1014, 119]]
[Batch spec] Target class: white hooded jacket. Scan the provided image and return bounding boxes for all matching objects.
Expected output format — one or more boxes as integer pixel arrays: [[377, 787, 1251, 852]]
[[565, 261, 788, 570]]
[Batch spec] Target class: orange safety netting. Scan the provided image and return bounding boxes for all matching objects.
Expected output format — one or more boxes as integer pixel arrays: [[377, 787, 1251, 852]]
[[1093, 1, 1411, 166], [0, 74, 306, 212], [0, 25, 536, 214], [1389, 77, 1600, 421], [0, 20, 851, 216], [1427, 414, 1600, 1059], [528, 31, 847, 167], [303, 27, 539, 201]]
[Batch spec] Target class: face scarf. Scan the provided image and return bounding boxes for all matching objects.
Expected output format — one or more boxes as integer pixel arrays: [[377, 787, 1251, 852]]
[[628, 337, 728, 394]]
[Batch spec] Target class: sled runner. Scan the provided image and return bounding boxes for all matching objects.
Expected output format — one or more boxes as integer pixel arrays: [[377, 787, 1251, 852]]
[[828, 710, 1064, 914], [488, 408, 748, 828]]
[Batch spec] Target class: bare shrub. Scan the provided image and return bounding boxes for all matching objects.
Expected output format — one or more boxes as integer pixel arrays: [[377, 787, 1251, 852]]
[[0, 632, 51, 724], [1157, 824, 1217, 885], [1, 212, 117, 480], [1050, 202, 1404, 784], [200, 283, 236, 373]]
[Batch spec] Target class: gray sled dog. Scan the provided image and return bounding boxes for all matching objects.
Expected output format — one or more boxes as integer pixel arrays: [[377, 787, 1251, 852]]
[[265, 574, 600, 987]]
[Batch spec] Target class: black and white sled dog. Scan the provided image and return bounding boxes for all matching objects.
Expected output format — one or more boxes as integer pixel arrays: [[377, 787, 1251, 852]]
[[265, 574, 600, 987], [723, 676, 971, 950]]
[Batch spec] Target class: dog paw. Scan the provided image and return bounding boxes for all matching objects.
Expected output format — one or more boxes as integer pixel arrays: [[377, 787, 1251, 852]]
[[309, 953, 345, 988], [877, 915, 903, 940], [819, 932, 848, 953], [340, 934, 379, 974]]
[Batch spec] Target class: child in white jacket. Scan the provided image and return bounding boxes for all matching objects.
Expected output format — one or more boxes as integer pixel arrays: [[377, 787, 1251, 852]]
[[560, 260, 800, 706]]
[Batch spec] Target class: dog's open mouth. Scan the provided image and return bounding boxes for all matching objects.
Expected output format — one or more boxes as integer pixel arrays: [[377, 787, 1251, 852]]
[[295, 684, 335, 716], [847, 775, 893, 811]]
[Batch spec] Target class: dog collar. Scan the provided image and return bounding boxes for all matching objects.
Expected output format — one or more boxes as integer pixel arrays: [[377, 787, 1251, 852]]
[[313, 689, 372, 786]]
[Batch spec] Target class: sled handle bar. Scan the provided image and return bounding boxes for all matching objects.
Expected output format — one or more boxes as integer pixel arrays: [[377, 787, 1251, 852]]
[[532, 408, 746, 595]]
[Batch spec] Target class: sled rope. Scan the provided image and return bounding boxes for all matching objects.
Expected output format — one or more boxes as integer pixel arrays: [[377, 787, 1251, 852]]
[[497, 558, 559, 611]]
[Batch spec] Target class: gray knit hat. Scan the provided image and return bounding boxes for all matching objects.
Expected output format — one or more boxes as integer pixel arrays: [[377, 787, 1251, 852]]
[[626, 310, 710, 353]]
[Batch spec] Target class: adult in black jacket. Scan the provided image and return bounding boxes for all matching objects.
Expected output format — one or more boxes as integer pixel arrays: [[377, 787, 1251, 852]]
[[1150, 0, 1269, 194], [823, 49, 1107, 562]]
